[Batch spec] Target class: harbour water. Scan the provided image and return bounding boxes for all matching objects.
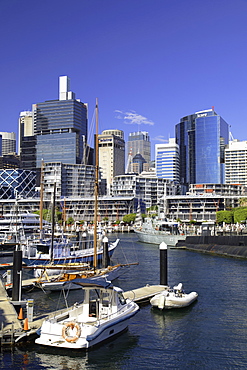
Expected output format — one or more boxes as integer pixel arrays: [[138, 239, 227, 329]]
[[1, 233, 247, 369]]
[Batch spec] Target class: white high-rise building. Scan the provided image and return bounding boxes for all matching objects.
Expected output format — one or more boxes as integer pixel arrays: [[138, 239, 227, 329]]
[[0, 131, 16, 155], [98, 129, 125, 194], [225, 140, 247, 186], [155, 138, 180, 182], [59, 76, 75, 100]]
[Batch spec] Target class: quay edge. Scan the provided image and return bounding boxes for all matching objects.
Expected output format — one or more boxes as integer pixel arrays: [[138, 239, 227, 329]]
[[176, 235, 247, 259]]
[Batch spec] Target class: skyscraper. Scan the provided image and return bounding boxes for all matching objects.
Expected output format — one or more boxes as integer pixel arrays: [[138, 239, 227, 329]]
[[18, 111, 34, 155], [126, 131, 151, 173], [155, 138, 180, 182], [176, 109, 229, 192], [98, 129, 125, 194], [0, 132, 16, 155], [33, 76, 88, 168]]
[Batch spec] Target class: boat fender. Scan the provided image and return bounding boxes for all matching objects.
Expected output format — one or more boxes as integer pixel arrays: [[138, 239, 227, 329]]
[[62, 322, 81, 343]]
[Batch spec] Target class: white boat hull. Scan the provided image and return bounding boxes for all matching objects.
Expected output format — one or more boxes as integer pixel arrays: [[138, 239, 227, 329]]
[[150, 287, 198, 309], [36, 311, 136, 349], [35, 282, 139, 349]]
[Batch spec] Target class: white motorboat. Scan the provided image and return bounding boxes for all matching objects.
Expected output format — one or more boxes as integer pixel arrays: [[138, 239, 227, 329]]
[[35, 279, 139, 349], [150, 283, 198, 309]]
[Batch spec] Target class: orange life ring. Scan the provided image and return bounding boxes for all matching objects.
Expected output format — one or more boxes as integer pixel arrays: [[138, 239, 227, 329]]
[[62, 322, 81, 343]]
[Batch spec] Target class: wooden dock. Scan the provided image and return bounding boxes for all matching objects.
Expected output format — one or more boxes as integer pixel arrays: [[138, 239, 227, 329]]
[[123, 284, 168, 304], [0, 279, 23, 346]]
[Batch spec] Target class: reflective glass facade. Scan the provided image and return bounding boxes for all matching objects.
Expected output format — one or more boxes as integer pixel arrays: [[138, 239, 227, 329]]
[[34, 99, 87, 167], [176, 109, 229, 192], [195, 113, 228, 184]]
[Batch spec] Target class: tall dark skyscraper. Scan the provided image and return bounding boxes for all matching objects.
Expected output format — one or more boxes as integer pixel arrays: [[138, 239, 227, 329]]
[[34, 76, 88, 168], [176, 108, 229, 193]]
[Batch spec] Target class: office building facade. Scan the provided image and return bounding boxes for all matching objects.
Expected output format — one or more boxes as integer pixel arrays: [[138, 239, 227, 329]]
[[0, 132, 16, 155], [176, 109, 229, 192], [98, 129, 125, 194], [34, 76, 88, 168], [225, 140, 247, 186], [126, 131, 151, 173], [112, 173, 176, 213], [155, 138, 180, 182], [42, 162, 95, 200]]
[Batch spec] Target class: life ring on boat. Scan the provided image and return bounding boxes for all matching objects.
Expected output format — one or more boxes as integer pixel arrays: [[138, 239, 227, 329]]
[[62, 322, 81, 343]]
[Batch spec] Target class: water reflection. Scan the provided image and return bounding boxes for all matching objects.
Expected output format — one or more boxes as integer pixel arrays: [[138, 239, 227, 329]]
[[14, 330, 139, 370]]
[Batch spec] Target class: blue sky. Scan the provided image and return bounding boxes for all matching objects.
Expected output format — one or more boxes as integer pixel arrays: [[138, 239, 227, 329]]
[[1, 0, 247, 158]]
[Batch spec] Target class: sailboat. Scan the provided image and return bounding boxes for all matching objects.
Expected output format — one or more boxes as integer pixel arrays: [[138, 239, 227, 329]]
[[23, 99, 127, 289]]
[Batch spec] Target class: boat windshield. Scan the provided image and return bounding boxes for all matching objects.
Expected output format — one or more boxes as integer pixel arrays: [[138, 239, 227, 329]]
[[118, 292, 126, 305]]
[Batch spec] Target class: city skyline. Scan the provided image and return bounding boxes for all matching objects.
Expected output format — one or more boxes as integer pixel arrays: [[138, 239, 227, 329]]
[[1, 0, 247, 158]]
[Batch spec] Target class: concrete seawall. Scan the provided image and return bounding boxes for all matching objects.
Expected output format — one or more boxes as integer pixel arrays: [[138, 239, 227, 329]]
[[176, 235, 247, 259]]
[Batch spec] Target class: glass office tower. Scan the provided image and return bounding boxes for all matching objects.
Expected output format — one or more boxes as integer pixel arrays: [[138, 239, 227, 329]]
[[155, 138, 180, 182], [176, 109, 229, 192], [33, 76, 88, 168]]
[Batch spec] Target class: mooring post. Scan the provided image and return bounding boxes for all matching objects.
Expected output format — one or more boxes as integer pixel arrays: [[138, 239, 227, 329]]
[[102, 236, 110, 268], [82, 232, 87, 250], [159, 242, 168, 286]]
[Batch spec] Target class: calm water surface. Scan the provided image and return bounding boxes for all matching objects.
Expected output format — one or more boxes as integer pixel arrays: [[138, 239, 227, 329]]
[[1, 233, 247, 369]]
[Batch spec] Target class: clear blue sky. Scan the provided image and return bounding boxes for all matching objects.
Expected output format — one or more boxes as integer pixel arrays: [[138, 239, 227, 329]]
[[1, 0, 247, 158]]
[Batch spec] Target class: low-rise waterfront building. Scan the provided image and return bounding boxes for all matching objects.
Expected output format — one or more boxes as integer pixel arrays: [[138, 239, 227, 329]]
[[112, 173, 178, 213], [0, 195, 135, 223], [164, 183, 246, 223], [42, 162, 95, 200]]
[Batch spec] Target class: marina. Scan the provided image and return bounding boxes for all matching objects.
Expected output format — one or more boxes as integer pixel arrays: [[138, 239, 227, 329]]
[[0, 233, 247, 368]]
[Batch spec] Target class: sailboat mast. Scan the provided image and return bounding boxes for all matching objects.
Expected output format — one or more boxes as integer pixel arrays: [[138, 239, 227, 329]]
[[93, 98, 99, 270], [50, 181, 56, 263], [39, 160, 44, 238]]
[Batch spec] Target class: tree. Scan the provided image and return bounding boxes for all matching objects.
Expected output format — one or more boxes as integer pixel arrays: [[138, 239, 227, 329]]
[[123, 213, 136, 224], [233, 208, 247, 223], [66, 217, 74, 225], [216, 210, 233, 224]]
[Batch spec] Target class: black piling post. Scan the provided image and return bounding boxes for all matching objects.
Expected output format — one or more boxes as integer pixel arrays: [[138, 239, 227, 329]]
[[82, 232, 87, 250], [159, 242, 168, 286], [102, 236, 110, 268], [12, 249, 22, 302]]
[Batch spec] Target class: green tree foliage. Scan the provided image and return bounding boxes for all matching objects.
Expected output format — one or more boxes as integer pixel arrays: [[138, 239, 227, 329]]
[[216, 210, 233, 224], [123, 213, 136, 224], [66, 217, 74, 225], [233, 208, 247, 223]]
